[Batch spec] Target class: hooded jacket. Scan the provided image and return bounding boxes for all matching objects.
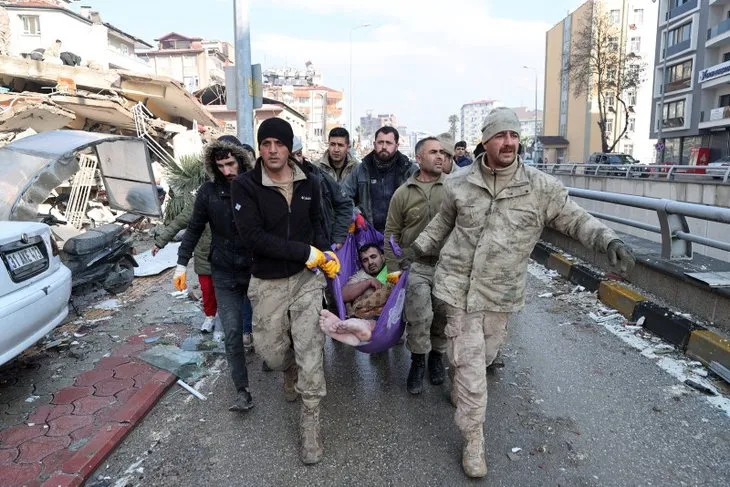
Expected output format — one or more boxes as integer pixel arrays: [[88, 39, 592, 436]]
[[413, 155, 619, 314], [299, 158, 353, 246], [177, 140, 254, 274], [340, 151, 417, 232], [230, 158, 329, 280], [317, 151, 359, 183]]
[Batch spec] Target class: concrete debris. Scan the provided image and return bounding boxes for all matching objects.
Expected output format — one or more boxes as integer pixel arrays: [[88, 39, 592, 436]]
[[710, 361, 730, 385], [538, 292, 553, 298], [134, 242, 181, 277], [684, 378, 719, 396], [176, 379, 207, 401], [511, 447, 522, 453], [506, 452, 521, 461], [588, 311, 623, 323]]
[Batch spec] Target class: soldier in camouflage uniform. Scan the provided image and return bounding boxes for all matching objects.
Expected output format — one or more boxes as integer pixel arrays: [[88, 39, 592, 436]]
[[384, 137, 449, 395], [231, 118, 339, 465], [408, 107, 636, 478]]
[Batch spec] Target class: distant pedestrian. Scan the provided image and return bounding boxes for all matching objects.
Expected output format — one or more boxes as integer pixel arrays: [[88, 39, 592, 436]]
[[341, 126, 417, 233], [454, 140, 472, 167], [405, 107, 636, 478]]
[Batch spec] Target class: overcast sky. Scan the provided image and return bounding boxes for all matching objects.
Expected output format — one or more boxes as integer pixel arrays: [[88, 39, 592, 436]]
[[76, 0, 586, 133]]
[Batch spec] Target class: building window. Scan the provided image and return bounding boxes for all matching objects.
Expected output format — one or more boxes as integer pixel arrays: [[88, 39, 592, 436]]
[[628, 90, 637, 106], [607, 67, 617, 81], [666, 23, 691, 49], [183, 76, 199, 92], [723, 52, 730, 63], [633, 9, 644, 25], [627, 118, 636, 132], [720, 94, 730, 107], [624, 143, 634, 155], [605, 92, 615, 108], [606, 118, 614, 133], [662, 99, 686, 127], [21, 15, 41, 36], [608, 36, 619, 51], [120, 44, 129, 55], [665, 59, 692, 92], [630, 37, 641, 53], [183, 56, 196, 68], [610, 9, 621, 24]]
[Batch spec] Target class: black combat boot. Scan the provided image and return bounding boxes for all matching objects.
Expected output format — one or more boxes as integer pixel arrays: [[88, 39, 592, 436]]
[[428, 351, 445, 385], [407, 353, 426, 394]]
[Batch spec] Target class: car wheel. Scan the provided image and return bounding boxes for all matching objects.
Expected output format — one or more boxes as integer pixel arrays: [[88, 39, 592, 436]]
[[103, 258, 134, 295]]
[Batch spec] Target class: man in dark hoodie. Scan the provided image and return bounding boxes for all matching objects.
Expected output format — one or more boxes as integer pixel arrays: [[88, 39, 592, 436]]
[[231, 118, 339, 465], [174, 135, 254, 412], [341, 126, 417, 233]]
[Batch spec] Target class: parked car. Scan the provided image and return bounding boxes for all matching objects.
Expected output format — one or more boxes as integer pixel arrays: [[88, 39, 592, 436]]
[[587, 152, 646, 177], [707, 157, 730, 180], [0, 221, 72, 367]]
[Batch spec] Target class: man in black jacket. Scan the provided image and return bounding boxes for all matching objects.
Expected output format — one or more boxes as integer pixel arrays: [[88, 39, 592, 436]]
[[292, 135, 353, 249], [341, 126, 417, 233], [174, 136, 254, 412], [231, 118, 338, 465]]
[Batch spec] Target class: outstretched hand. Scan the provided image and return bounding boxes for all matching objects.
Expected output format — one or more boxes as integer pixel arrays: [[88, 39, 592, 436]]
[[607, 240, 635, 273]]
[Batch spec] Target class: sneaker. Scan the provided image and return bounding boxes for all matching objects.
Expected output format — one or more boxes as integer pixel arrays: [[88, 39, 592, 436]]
[[228, 389, 254, 412], [200, 315, 215, 333]]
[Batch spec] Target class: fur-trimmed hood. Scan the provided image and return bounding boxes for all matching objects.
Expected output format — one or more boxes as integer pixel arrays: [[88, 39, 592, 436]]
[[203, 139, 254, 184]]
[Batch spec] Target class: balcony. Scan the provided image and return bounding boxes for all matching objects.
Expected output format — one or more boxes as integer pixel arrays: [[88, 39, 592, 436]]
[[698, 60, 730, 87], [707, 17, 730, 47], [666, 39, 691, 57], [699, 106, 730, 128], [106, 49, 153, 74], [666, 0, 697, 22]]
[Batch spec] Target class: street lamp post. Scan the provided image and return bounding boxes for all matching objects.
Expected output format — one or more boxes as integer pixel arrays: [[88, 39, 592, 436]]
[[523, 65, 539, 157], [349, 23, 371, 140], [233, 0, 254, 145]]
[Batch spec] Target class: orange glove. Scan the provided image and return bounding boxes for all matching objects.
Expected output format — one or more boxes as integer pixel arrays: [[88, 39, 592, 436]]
[[319, 251, 341, 279], [305, 246, 327, 271], [172, 264, 187, 291]]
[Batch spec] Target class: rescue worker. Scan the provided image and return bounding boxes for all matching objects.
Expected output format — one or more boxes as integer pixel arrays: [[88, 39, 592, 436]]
[[231, 118, 339, 465], [174, 136, 254, 412], [406, 107, 636, 478], [384, 137, 448, 395], [341, 126, 417, 233], [317, 127, 359, 183]]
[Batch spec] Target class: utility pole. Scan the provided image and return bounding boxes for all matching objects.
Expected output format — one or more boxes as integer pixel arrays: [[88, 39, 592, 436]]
[[234, 0, 254, 145]]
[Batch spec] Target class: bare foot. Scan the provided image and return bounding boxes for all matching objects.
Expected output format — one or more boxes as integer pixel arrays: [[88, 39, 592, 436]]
[[336, 318, 374, 342], [319, 309, 342, 334]]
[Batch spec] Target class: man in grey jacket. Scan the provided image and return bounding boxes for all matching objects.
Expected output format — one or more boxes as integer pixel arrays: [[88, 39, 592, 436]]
[[407, 107, 635, 478]]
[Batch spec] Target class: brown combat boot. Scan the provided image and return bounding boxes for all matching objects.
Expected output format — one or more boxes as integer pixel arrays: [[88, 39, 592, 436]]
[[284, 365, 299, 402], [462, 428, 487, 478], [299, 403, 323, 464]]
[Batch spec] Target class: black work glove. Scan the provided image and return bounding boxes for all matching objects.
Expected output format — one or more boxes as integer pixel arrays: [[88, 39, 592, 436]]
[[606, 240, 635, 273], [398, 246, 422, 270]]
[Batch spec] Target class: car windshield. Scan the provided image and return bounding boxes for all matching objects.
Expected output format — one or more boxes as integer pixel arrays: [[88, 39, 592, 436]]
[[606, 154, 637, 164]]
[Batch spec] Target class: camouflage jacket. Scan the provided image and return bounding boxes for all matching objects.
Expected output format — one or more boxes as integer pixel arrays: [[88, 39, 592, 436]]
[[317, 151, 359, 183], [384, 171, 445, 271], [413, 156, 619, 313]]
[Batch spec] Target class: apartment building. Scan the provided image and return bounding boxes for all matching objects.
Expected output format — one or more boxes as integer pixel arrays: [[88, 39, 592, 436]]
[[142, 33, 234, 92], [650, 0, 730, 164], [543, 0, 658, 164], [460, 100, 502, 144]]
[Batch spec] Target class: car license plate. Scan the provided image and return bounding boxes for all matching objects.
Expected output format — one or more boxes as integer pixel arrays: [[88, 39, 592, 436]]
[[6, 246, 44, 271]]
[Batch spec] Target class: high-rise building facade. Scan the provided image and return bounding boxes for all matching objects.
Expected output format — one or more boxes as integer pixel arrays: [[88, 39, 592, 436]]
[[460, 100, 501, 144]]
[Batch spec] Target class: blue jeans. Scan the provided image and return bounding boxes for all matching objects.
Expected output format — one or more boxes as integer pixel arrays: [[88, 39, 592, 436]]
[[212, 269, 250, 392], [243, 297, 253, 334]]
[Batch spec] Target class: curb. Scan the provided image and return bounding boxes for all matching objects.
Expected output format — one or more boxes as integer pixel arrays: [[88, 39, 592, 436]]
[[532, 243, 730, 370]]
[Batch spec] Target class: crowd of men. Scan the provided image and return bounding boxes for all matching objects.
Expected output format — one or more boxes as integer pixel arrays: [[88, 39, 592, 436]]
[[160, 107, 636, 478]]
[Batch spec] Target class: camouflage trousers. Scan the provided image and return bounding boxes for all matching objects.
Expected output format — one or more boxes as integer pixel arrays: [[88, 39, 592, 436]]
[[248, 270, 327, 408], [404, 263, 447, 355], [441, 302, 509, 433]]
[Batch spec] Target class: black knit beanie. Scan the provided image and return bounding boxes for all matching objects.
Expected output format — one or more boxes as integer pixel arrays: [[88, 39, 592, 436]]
[[257, 118, 294, 152]]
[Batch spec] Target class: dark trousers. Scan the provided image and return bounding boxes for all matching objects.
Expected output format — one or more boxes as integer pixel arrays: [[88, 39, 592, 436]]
[[212, 268, 250, 391]]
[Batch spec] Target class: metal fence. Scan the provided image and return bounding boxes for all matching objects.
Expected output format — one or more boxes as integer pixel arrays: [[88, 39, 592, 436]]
[[540, 163, 730, 183], [567, 188, 730, 260]]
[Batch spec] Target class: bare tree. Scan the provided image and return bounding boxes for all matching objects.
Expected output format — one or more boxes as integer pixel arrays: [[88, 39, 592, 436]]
[[448, 114, 459, 139], [563, 1, 646, 153]]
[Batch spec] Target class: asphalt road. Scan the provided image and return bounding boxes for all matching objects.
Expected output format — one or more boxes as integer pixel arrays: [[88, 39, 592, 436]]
[[92, 268, 730, 487]]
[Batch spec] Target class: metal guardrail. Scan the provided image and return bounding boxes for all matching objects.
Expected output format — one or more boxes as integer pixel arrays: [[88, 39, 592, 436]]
[[541, 163, 730, 183], [567, 188, 730, 260]]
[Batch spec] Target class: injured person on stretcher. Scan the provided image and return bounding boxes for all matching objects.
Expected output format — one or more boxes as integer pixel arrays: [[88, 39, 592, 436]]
[[319, 243, 400, 345]]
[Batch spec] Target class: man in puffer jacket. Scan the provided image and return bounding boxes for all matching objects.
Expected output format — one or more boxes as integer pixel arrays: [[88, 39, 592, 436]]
[[407, 107, 636, 478], [174, 136, 255, 413]]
